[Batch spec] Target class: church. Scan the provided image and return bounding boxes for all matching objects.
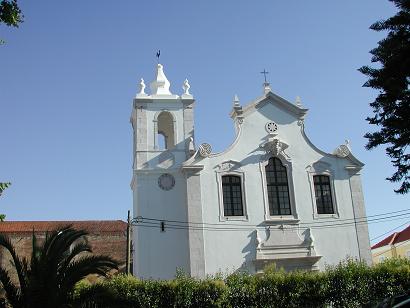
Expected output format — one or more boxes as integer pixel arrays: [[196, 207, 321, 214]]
[[130, 63, 372, 279]]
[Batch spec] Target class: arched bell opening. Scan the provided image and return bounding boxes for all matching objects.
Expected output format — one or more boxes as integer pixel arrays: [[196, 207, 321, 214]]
[[157, 111, 175, 150]]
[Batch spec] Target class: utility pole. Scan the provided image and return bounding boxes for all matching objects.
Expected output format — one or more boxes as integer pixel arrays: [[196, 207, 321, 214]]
[[126, 210, 131, 275]]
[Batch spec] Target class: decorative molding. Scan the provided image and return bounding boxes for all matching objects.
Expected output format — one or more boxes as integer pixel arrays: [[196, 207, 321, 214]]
[[254, 225, 321, 272], [240, 91, 309, 120], [306, 161, 333, 174], [215, 169, 248, 222], [198, 143, 212, 157], [214, 160, 242, 173], [306, 161, 339, 219], [333, 144, 350, 158], [265, 121, 278, 134], [259, 155, 298, 221], [182, 79, 191, 95], [260, 136, 290, 159], [136, 78, 147, 97]]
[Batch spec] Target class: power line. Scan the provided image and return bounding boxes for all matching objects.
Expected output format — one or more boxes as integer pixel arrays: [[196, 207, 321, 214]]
[[132, 212, 410, 232], [132, 208, 410, 229], [370, 220, 409, 242], [134, 210, 410, 229]]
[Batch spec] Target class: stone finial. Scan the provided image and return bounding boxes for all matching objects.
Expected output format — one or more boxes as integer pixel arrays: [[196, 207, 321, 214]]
[[295, 96, 303, 107], [182, 79, 191, 95], [263, 82, 271, 94], [233, 94, 240, 107], [188, 137, 195, 156], [138, 78, 146, 95], [150, 64, 172, 95]]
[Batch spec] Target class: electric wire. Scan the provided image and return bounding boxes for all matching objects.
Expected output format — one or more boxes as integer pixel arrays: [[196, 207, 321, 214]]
[[132, 211, 410, 232], [132, 210, 410, 230], [370, 220, 410, 242], [132, 208, 410, 229]]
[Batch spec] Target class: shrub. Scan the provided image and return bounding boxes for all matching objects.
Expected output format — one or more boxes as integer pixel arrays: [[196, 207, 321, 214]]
[[74, 258, 410, 308]]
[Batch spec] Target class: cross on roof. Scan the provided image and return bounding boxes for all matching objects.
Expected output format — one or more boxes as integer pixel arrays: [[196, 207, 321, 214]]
[[260, 69, 269, 83]]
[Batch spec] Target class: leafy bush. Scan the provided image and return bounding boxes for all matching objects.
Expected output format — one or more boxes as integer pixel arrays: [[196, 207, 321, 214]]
[[74, 258, 410, 308]]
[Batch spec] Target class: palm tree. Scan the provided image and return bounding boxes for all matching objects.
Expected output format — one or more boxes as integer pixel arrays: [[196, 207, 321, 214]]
[[0, 226, 118, 308]]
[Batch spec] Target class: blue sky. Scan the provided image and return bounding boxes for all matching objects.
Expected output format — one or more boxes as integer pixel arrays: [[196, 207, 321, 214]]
[[1, 0, 408, 244]]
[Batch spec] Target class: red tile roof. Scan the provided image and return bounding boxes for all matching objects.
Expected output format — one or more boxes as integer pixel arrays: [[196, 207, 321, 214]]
[[372, 225, 410, 249], [0, 220, 127, 233]]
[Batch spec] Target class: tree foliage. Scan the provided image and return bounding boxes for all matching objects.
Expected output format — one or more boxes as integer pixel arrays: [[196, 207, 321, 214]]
[[0, 0, 22, 26], [359, 0, 410, 194], [0, 226, 118, 307], [74, 259, 410, 308], [0, 183, 11, 222], [0, 182, 11, 196], [0, 0, 23, 44]]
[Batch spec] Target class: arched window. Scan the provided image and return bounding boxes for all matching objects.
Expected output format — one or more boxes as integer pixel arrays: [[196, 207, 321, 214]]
[[222, 175, 244, 216], [313, 175, 334, 214], [265, 157, 291, 215], [157, 111, 174, 150]]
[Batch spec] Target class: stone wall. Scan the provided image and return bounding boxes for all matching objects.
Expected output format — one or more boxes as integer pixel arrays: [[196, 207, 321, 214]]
[[0, 221, 129, 283]]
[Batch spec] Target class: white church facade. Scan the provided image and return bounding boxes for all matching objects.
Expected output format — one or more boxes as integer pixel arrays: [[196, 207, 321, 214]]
[[130, 64, 372, 279]]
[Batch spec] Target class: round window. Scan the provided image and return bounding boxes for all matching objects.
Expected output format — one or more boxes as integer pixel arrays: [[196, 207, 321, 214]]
[[265, 121, 278, 134]]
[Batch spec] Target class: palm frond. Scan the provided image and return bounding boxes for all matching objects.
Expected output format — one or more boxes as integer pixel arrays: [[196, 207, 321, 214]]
[[0, 267, 21, 307], [0, 233, 28, 300], [59, 255, 118, 295], [59, 242, 92, 273], [42, 226, 89, 278]]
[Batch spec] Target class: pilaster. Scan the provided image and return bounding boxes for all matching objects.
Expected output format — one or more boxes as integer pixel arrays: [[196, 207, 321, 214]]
[[183, 166, 205, 277], [347, 167, 372, 265]]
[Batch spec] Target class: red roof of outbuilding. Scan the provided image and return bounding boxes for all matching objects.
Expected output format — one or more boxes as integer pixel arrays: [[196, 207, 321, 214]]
[[372, 225, 410, 249], [0, 220, 127, 233]]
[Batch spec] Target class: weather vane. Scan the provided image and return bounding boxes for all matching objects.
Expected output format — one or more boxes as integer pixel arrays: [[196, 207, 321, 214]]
[[260, 69, 269, 83], [156, 50, 161, 63]]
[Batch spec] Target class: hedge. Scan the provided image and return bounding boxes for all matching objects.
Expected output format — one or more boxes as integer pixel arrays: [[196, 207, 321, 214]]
[[74, 258, 410, 308]]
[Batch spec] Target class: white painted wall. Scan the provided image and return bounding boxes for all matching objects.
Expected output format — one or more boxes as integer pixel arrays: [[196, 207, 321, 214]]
[[196, 99, 367, 274], [133, 172, 190, 279], [131, 64, 370, 279]]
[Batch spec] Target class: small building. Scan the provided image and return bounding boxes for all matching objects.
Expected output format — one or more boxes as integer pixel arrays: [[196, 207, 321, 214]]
[[0, 220, 128, 280], [131, 63, 372, 279], [371, 225, 410, 264]]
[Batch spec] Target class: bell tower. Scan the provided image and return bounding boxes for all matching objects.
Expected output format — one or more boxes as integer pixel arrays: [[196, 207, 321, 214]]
[[130, 64, 195, 279]]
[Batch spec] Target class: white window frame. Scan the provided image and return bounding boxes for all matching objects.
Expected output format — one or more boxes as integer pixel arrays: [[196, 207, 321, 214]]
[[259, 154, 298, 222], [306, 161, 339, 219], [215, 161, 248, 222]]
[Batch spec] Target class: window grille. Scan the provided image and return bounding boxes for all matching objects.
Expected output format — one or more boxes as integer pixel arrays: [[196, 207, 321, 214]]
[[265, 157, 291, 215], [313, 175, 334, 214], [222, 175, 244, 216]]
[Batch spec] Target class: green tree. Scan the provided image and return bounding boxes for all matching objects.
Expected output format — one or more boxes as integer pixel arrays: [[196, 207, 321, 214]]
[[0, 226, 118, 307], [0, 0, 23, 44], [0, 183, 11, 197], [359, 0, 410, 194], [0, 183, 11, 222]]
